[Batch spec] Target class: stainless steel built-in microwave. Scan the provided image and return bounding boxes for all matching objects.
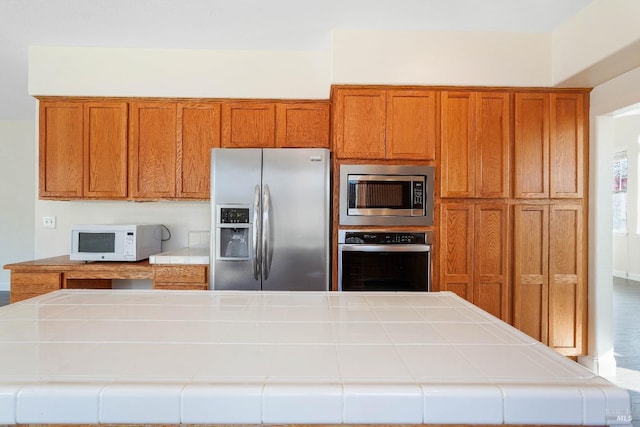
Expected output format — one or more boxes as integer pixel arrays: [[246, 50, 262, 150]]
[[339, 164, 434, 226]]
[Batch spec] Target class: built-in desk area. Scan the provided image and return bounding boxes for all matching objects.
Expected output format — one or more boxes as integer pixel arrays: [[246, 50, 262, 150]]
[[3, 256, 208, 303]]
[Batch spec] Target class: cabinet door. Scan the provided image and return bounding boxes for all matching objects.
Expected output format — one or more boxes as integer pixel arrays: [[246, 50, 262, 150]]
[[548, 203, 585, 355], [476, 92, 510, 198], [513, 204, 549, 343], [474, 203, 509, 322], [129, 102, 177, 199], [276, 103, 330, 148], [514, 93, 550, 198], [39, 101, 84, 198], [222, 102, 276, 148], [441, 92, 476, 197], [440, 203, 474, 301], [177, 102, 221, 199], [550, 93, 585, 198], [84, 102, 128, 199], [386, 90, 436, 160], [333, 89, 386, 159]]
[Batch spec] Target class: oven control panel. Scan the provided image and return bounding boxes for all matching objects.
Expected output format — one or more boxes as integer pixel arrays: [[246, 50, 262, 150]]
[[343, 231, 427, 245]]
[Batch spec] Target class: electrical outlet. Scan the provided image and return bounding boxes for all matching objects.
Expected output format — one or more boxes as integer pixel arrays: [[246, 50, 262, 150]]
[[43, 216, 56, 229]]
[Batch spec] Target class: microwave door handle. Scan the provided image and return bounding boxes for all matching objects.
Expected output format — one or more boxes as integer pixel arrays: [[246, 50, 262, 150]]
[[262, 184, 273, 280], [253, 185, 261, 281]]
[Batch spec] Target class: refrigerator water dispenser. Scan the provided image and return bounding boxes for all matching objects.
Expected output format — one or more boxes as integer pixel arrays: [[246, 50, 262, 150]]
[[216, 206, 251, 261]]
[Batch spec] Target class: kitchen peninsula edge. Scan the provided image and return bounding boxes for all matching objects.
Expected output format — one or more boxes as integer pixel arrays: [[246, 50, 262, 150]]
[[3, 255, 209, 303]]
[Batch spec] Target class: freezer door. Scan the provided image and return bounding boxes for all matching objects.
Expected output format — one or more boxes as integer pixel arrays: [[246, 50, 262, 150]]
[[210, 148, 262, 290], [261, 148, 330, 291]]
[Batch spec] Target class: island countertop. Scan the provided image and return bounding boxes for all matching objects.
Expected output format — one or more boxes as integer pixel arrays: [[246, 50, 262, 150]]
[[0, 289, 631, 426]]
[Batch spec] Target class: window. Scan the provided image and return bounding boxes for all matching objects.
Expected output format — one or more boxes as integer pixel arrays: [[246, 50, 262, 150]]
[[612, 151, 628, 233]]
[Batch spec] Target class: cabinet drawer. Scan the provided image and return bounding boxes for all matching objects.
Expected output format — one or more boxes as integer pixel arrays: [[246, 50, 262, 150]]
[[12, 272, 61, 291], [153, 265, 207, 283]]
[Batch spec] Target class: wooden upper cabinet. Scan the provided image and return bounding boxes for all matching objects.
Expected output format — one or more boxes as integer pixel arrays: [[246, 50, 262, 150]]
[[550, 93, 585, 198], [441, 91, 509, 198], [84, 102, 128, 199], [39, 101, 84, 198], [222, 102, 277, 148], [276, 103, 330, 148], [129, 101, 177, 199], [514, 93, 550, 199], [333, 87, 436, 160], [386, 90, 437, 160], [177, 102, 221, 199], [333, 88, 386, 159], [441, 92, 475, 197], [514, 92, 585, 199], [39, 100, 128, 200]]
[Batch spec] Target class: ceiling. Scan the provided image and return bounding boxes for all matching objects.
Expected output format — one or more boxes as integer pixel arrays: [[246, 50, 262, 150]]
[[0, 0, 595, 120]]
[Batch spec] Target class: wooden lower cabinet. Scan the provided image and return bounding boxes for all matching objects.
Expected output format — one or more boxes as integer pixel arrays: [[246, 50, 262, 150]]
[[4, 257, 210, 303], [10, 272, 62, 303], [152, 265, 208, 290], [512, 202, 586, 356], [440, 202, 510, 322]]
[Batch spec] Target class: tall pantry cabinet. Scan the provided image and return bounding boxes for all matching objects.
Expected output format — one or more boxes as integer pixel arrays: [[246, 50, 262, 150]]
[[512, 91, 587, 356], [439, 91, 511, 322]]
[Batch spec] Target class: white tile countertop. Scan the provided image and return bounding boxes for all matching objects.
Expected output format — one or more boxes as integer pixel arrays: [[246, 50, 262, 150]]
[[148, 246, 209, 264], [0, 290, 632, 425]]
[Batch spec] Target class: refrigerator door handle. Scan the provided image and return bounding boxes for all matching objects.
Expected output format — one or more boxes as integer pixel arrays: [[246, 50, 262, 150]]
[[262, 184, 273, 280], [252, 185, 261, 281]]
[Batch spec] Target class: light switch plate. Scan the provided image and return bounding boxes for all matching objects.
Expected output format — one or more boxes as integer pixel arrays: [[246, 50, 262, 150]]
[[43, 216, 56, 229]]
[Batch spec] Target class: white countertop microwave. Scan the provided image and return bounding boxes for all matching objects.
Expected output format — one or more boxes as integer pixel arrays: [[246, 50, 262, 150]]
[[70, 224, 162, 262]]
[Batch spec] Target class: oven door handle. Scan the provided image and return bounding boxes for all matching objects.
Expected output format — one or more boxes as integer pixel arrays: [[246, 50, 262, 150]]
[[339, 244, 431, 253]]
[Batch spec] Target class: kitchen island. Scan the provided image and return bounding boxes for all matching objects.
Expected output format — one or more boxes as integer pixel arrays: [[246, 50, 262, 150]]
[[0, 289, 631, 426]]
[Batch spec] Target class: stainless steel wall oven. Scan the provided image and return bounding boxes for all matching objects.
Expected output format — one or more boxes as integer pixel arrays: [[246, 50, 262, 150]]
[[338, 230, 432, 292]]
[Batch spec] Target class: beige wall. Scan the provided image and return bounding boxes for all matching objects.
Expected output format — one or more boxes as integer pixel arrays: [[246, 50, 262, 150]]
[[331, 30, 551, 86], [612, 115, 640, 281], [0, 121, 35, 290]]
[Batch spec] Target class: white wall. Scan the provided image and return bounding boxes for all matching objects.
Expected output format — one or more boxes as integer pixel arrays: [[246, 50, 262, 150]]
[[0, 121, 35, 290], [585, 65, 640, 375], [612, 115, 640, 281]]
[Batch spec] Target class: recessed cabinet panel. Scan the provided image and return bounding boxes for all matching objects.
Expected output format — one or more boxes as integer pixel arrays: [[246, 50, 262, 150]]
[[276, 103, 330, 148], [514, 93, 550, 198], [548, 204, 585, 355], [513, 204, 549, 343], [440, 203, 474, 300], [386, 90, 436, 160], [177, 103, 221, 198], [474, 203, 509, 321], [333, 89, 386, 159], [84, 102, 128, 198], [222, 103, 277, 148], [39, 101, 84, 198], [550, 93, 585, 198], [441, 92, 475, 197], [129, 102, 177, 199], [476, 92, 510, 198]]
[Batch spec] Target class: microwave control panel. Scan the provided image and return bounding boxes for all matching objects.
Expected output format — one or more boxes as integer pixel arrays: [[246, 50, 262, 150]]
[[412, 181, 424, 209]]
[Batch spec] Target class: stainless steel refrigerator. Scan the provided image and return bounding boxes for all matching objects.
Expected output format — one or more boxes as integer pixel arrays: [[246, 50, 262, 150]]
[[210, 148, 330, 291]]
